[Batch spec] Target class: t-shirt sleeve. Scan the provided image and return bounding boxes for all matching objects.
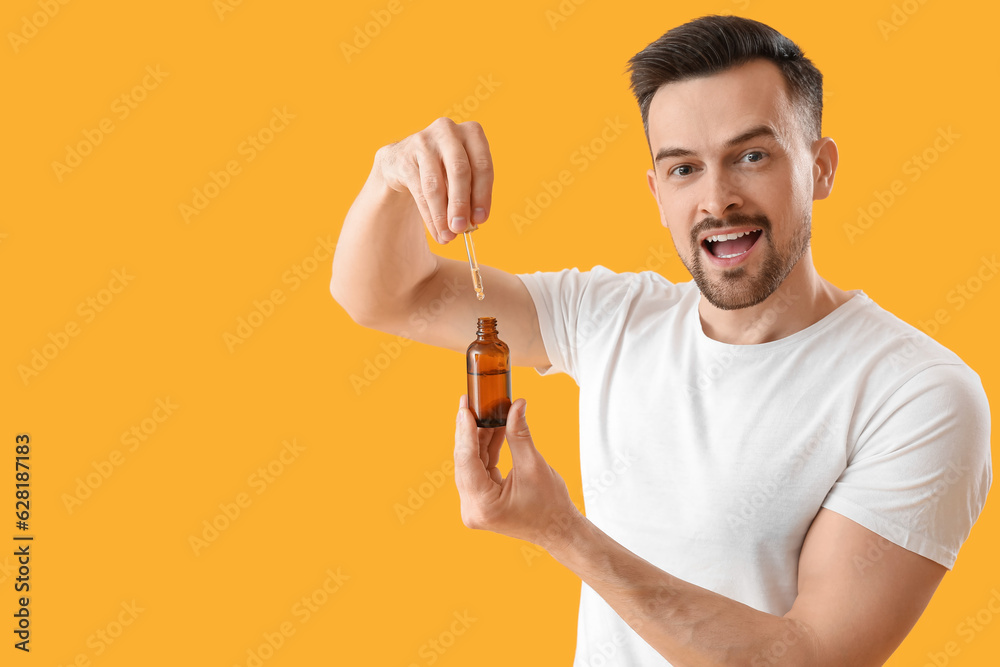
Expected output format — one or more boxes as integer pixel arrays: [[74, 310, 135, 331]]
[[515, 266, 639, 381], [822, 363, 992, 569]]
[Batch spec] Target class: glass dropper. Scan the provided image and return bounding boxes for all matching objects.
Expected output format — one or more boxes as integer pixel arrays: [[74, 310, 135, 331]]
[[463, 231, 485, 301]]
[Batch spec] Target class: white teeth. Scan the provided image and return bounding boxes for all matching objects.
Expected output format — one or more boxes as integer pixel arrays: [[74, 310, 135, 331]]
[[705, 229, 760, 243]]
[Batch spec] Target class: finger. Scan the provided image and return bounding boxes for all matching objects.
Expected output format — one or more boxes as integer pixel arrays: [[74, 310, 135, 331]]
[[460, 122, 494, 225], [440, 140, 473, 234], [379, 144, 438, 234], [478, 429, 489, 467], [486, 425, 505, 471], [478, 423, 504, 466], [477, 426, 494, 468], [503, 398, 538, 466], [454, 395, 494, 496], [402, 159, 435, 234], [415, 150, 450, 244]]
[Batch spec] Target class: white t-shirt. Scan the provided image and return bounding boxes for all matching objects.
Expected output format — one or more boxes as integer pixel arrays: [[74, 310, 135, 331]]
[[516, 266, 992, 667]]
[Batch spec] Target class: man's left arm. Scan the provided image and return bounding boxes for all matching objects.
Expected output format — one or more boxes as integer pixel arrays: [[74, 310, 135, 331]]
[[454, 396, 946, 667]]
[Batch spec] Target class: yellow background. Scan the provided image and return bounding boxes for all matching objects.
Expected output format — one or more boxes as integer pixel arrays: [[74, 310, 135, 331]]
[[3, 0, 998, 664]]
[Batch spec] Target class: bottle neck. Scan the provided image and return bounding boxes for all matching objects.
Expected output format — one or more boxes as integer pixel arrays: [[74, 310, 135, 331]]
[[476, 317, 498, 339]]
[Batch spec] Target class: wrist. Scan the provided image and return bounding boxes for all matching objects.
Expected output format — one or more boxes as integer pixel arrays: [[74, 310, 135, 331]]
[[365, 152, 397, 198], [537, 506, 590, 560]]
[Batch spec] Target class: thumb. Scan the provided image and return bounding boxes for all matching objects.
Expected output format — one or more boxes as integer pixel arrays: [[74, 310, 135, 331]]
[[504, 398, 538, 464], [454, 394, 492, 495]]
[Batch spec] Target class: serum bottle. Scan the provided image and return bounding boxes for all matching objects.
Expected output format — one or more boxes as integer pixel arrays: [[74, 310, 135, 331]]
[[466, 317, 512, 427]]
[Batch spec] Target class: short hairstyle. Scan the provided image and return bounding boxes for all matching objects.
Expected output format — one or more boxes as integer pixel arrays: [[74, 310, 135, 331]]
[[627, 15, 823, 144]]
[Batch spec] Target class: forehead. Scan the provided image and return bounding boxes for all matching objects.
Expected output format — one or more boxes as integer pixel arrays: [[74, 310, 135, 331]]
[[647, 59, 799, 152]]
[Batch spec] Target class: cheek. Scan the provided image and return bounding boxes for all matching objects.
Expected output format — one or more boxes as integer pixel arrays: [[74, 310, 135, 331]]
[[787, 154, 817, 204], [757, 168, 810, 220], [656, 193, 694, 236]]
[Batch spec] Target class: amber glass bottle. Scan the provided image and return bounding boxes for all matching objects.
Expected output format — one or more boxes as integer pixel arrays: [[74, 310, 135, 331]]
[[466, 317, 512, 427]]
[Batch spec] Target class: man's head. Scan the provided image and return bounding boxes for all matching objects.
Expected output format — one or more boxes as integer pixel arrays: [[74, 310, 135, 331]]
[[629, 16, 836, 311], [628, 15, 823, 145]]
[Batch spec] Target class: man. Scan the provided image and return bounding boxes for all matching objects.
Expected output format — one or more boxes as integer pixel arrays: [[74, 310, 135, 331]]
[[331, 15, 991, 666]]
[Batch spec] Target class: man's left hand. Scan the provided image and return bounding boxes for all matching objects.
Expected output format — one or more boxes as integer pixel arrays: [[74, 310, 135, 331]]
[[454, 395, 583, 550]]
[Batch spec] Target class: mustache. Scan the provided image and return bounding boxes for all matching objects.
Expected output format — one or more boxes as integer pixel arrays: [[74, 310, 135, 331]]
[[690, 213, 771, 247]]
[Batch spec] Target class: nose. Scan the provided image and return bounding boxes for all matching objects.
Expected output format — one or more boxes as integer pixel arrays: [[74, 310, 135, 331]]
[[699, 168, 743, 219]]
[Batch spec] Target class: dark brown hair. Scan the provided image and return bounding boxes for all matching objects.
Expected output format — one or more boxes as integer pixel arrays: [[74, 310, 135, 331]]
[[628, 15, 823, 143]]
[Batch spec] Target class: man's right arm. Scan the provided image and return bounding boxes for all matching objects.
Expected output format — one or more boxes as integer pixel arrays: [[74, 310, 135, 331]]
[[330, 118, 549, 369]]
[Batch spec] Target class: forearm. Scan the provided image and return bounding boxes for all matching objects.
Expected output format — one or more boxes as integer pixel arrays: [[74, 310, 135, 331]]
[[330, 160, 440, 326], [548, 516, 822, 667]]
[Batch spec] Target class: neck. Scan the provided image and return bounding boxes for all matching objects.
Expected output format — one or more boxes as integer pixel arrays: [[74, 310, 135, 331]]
[[697, 248, 851, 345]]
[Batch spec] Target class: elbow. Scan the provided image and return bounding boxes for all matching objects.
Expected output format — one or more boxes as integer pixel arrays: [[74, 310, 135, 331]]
[[329, 272, 387, 330], [329, 275, 368, 327], [757, 618, 824, 667]]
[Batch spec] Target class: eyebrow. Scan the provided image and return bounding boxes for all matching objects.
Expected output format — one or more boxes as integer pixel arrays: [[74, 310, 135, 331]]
[[653, 125, 778, 164]]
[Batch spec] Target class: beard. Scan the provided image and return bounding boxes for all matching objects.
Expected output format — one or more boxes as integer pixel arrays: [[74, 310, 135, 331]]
[[680, 211, 811, 311]]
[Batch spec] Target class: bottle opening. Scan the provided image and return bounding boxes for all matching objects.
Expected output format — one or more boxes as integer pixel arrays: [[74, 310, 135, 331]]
[[476, 316, 498, 334]]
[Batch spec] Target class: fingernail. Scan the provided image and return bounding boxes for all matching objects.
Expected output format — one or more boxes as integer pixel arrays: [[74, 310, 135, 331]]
[[472, 208, 487, 224], [450, 216, 468, 232]]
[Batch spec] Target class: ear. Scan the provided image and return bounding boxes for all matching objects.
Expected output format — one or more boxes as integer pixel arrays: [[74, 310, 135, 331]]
[[647, 167, 659, 198], [811, 136, 839, 201], [646, 168, 669, 227]]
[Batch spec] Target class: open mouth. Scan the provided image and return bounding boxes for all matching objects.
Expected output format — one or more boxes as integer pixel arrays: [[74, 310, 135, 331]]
[[703, 229, 763, 260]]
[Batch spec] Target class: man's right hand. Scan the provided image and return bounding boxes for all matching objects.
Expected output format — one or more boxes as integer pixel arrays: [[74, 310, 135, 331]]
[[332, 117, 549, 371], [375, 118, 495, 245]]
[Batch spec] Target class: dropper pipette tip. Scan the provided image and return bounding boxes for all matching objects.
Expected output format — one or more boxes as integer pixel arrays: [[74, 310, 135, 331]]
[[463, 230, 485, 300]]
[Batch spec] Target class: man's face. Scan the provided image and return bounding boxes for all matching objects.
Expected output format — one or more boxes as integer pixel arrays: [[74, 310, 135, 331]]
[[646, 59, 822, 310]]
